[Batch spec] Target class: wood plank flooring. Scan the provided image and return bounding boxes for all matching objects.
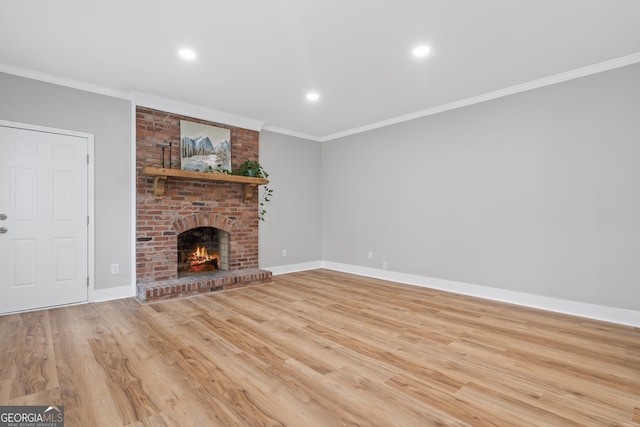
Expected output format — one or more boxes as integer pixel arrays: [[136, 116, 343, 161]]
[[1, 269, 639, 426]]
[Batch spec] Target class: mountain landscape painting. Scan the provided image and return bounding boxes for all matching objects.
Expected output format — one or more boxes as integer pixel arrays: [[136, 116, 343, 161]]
[[180, 120, 231, 172]]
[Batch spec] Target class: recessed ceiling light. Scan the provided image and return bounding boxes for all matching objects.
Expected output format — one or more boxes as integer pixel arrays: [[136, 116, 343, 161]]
[[412, 45, 431, 58], [306, 92, 320, 102], [178, 48, 197, 60]]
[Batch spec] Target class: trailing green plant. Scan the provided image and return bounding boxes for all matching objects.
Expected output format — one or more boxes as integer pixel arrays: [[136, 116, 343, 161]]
[[234, 160, 268, 178], [214, 160, 267, 177], [213, 164, 230, 174], [215, 160, 273, 221], [258, 185, 274, 222]]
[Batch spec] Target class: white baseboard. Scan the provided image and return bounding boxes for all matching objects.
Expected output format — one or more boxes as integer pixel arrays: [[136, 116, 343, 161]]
[[91, 284, 136, 303], [265, 261, 324, 276], [86, 261, 640, 327], [269, 260, 640, 327]]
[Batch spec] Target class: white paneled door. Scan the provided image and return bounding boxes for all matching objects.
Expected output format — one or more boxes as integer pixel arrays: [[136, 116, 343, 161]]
[[0, 124, 88, 314]]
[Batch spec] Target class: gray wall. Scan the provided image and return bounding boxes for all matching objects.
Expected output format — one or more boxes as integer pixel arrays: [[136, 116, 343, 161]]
[[3, 61, 639, 313], [322, 63, 640, 311], [259, 131, 322, 267], [0, 72, 133, 291]]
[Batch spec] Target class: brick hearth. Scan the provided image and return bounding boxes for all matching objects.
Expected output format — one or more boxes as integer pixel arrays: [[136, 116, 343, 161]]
[[137, 268, 272, 302]]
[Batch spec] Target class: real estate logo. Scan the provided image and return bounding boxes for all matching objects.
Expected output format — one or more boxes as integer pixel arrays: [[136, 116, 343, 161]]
[[0, 405, 64, 427]]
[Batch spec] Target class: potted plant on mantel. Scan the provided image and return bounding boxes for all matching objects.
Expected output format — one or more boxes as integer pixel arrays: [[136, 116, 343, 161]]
[[214, 160, 274, 221]]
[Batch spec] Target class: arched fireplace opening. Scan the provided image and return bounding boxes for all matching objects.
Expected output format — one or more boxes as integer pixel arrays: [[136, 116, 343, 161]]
[[177, 227, 229, 277]]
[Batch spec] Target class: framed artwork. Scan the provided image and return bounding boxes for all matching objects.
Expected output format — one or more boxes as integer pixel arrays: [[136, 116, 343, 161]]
[[180, 120, 231, 172]]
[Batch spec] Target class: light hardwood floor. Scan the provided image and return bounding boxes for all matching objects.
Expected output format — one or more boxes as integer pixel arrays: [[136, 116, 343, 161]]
[[1, 269, 639, 426]]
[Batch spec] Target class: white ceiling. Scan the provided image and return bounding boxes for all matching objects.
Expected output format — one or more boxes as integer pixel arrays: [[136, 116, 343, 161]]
[[1, 0, 640, 141]]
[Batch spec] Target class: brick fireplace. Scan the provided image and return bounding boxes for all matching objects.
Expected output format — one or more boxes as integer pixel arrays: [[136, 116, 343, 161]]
[[135, 107, 271, 302]]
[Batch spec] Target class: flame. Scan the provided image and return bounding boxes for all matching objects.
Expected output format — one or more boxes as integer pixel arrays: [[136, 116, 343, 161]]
[[188, 245, 220, 272]]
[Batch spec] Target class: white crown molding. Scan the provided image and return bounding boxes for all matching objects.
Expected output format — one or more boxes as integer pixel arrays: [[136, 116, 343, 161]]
[[4, 52, 639, 142], [0, 63, 266, 131], [320, 52, 640, 142], [132, 92, 265, 132], [261, 125, 322, 142], [0, 62, 131, 100]]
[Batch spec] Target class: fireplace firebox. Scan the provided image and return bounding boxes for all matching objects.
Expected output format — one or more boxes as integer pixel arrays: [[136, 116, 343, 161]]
[[177, 227, 229, 277]]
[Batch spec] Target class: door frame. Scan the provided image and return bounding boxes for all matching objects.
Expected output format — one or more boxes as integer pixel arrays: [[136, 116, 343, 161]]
[[0, 119, 95, 307]]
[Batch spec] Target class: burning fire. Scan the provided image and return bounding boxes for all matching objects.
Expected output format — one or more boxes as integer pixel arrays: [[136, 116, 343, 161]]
[[188, 245, 220, 272]]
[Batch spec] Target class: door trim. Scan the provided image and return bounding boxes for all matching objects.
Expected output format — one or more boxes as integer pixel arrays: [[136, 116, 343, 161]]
[[0, 119, 95, 305]]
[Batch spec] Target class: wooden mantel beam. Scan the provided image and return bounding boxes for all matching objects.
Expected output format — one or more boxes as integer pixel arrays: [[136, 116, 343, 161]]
[[142, 166, 268, 202]]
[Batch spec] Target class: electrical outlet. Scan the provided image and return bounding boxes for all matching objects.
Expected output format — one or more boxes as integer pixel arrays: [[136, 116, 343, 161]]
[[382, 261, 388, 270], [110, 264, 119, 275], [282, 249, 287, 257], [368, 251, 373, 259]]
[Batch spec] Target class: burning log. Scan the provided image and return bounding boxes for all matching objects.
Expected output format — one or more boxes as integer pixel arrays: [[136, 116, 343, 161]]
[[188, 246, 220, 272]]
